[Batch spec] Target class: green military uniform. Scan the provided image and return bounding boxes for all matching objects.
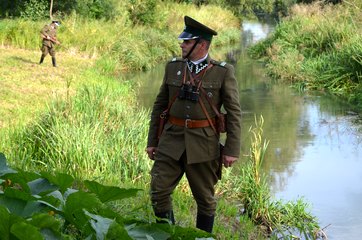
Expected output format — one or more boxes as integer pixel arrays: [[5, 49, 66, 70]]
[[39, 21, 60, 67], [147, 16, 242, 233], [148, 57, 241, 160]]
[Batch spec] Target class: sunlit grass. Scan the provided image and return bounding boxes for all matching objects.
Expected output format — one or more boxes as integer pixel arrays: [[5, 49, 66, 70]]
[[5, 70, 150, 184], [0, 47, 91, 129]]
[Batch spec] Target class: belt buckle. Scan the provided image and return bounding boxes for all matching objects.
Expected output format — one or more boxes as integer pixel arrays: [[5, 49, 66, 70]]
[[185, 119, 191, 128]]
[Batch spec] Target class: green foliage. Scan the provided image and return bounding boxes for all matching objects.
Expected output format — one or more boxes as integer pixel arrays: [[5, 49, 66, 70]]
[[128, 0, 158, 25], [0, 153, 214, 239], [223, 0, 296, 19], [76, 0, 117, 20], [19, 0, 48, 20]]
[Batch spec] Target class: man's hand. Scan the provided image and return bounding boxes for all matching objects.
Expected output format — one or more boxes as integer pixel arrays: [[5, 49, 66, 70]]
[[222, 155, 238, 168], [146, 147, 157, 160]]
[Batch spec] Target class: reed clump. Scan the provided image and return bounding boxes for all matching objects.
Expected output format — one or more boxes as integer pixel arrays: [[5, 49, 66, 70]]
[[233, 116, 320, 239]]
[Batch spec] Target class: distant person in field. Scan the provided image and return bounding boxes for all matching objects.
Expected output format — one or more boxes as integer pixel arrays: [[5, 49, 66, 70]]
[[39, 20, 61, 67]]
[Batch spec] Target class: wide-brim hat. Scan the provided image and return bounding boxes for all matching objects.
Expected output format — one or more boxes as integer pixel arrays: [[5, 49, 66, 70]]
[[178, 16, 217, 41]]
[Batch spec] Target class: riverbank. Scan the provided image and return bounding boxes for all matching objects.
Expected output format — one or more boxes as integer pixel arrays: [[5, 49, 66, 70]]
[[248, 1, 362, 110]]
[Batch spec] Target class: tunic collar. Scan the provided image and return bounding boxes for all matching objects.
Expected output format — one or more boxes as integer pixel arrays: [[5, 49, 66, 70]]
[[187, 54, 210, 75]]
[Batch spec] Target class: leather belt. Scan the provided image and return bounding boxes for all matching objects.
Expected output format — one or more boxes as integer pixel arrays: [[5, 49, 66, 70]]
[[169, 115, 215, 128]]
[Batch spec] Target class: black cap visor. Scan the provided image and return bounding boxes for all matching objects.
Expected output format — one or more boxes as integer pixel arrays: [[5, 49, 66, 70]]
[[178, 31, 200, 40]]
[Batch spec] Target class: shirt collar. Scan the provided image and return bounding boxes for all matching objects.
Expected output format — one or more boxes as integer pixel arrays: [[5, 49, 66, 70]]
[[190, 53, 208, 65]]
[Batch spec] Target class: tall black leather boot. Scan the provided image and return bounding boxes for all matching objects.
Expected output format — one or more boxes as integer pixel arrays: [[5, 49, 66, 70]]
[[39, 55, 45, 64], [155, 210, 175, 224], [196, 214, 214, 233], [52, 57, 57, 67]]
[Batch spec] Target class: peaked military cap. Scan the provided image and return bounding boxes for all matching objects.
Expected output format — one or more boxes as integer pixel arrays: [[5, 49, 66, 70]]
[[178, 16, 217, 41], [52, 20, 61, 26]]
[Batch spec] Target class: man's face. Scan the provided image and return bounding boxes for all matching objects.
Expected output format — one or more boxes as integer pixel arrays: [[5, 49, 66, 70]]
[[180, 39, 198, 59]]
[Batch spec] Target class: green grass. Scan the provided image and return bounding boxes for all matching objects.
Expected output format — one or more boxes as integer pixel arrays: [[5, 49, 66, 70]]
[[248, 1, 362, 109]]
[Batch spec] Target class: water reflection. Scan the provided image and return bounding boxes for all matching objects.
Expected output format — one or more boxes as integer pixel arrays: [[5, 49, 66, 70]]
[[135, 21, 362, 240], [237, 21, 362, 240]]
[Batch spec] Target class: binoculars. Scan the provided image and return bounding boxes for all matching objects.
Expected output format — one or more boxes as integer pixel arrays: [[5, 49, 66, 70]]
[[178, 84, 200, 102]]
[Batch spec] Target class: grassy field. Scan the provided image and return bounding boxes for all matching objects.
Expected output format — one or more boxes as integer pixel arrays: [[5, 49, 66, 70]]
[[0, 47, 91, 128]]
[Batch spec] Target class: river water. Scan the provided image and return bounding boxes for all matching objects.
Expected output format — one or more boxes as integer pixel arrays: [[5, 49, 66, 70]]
[[135, 22, 362, 240]]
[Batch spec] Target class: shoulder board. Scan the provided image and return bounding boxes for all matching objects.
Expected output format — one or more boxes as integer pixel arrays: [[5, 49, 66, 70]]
[[210, 60, 228, 68], [169, 57, 185, 63]]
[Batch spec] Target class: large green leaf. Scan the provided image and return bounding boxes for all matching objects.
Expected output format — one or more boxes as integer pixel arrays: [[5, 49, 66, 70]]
[[0, 153, 17, 176], [4, 187, 36, 201], [84, 180, 141, 203], [10, 221, 44, 240], [106, 221, 133, 240], [0, 205, 11, 240], [0, 205, 25, 239], [28, 178, 58, 196], [30, 213, 61, 231], [85, 210, 115, 240], [63, 191, 103, 233], [0, 195, 27, 216], [3, 170, 40, 193], [0, 194, 48, 218], [39, 228, 61, 240], [168, 225, 215, 239], [40, 172, 74, 194], [38, 191, 63, 212], [125, 223, 170, 240], [30, 213, 62, 239]]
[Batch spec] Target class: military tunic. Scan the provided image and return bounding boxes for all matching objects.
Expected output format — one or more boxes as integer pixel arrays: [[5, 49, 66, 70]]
[[147, 56, 242, 163], [40, 24, 57, 57]]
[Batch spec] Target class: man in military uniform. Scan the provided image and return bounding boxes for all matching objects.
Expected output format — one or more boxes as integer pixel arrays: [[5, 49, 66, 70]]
[[39, 20, 60, 67], [146, 16, 241, 233]]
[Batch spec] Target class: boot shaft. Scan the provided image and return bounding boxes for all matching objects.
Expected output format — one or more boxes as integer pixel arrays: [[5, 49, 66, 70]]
[[196, 214, 214, 233], [155, 210, 175, 224], [52, 57, 57, 67]]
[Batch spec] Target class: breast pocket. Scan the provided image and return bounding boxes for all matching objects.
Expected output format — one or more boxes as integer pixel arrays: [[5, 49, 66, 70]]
[[166, 78, 182, 87], [202, 80, 220, 102]]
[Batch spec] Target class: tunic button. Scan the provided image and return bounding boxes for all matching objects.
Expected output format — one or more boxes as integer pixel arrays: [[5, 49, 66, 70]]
[[186, 105, 190, 109], [186, 114, 190, 118], [207, 92, 213, 98]]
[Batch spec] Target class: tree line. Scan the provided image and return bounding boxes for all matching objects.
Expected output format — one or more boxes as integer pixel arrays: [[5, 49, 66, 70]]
[[1, 0, 343, 22]]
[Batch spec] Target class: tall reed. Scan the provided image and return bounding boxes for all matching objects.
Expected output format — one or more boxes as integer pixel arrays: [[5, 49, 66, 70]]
[[233, 115, 320, 239]]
